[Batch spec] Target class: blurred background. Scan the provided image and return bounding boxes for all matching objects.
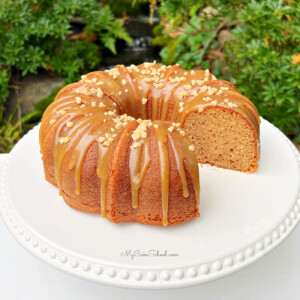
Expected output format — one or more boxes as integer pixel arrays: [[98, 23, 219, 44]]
[[0, 0, 299, 153]]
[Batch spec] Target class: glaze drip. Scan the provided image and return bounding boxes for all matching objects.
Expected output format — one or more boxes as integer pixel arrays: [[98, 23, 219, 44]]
[[129, 139, 151, 209], [96, 137, 121, 218], [169, 133, 200, 207], [154, 122, 170, 226]]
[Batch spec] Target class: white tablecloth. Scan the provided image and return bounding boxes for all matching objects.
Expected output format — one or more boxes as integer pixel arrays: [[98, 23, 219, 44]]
[[0, 154, 299, 300]]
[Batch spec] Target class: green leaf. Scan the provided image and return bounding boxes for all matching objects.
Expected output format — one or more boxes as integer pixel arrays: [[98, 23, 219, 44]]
[[101, 35, 116, 55]]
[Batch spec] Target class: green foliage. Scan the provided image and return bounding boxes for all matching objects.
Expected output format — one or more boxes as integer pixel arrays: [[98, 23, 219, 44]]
[[0, 99, 22, 153], [0, 0, 132, 105], [0, 0, 132, 152], [48, 40, 100, 84], [83, 4, 132, 54], [226, 0, 300, 139], [0, 69, 10, 120], [154, 0, 300, 139], [0, 85, 63, 153], [108, 0, 148, 17], [0, 121, 22, 153], [159, 0, 202, 19], [152, 1, 228, 75]]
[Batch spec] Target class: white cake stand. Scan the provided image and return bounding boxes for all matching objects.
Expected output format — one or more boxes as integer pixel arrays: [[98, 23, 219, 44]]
[[0, 118, 299, 289]]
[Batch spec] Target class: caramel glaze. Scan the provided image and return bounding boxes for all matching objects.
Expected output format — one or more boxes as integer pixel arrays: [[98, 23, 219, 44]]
[[129, 139, 151, 209], [40, 62, 260, 226]]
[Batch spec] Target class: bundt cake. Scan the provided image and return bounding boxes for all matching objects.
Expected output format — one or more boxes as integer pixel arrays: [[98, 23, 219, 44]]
[[39, 62, 260, 226]]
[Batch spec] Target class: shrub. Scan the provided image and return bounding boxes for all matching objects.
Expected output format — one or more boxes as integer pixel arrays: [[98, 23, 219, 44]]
[[0, 0, 132, 152], [226, 0, 300, 139], [0, 0, 132, 108], [153, 0, 300, 139]]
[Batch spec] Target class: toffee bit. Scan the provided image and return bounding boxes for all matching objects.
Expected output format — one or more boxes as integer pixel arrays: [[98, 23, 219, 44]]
[[168, 126, 174, 133], [59, 137, 70, 144], [75, 97, 82, 104], [97, 88, 103, 98], [184, 84, 192, 91], [189, 145, 195, 152], [98, 137, 105, 143]]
